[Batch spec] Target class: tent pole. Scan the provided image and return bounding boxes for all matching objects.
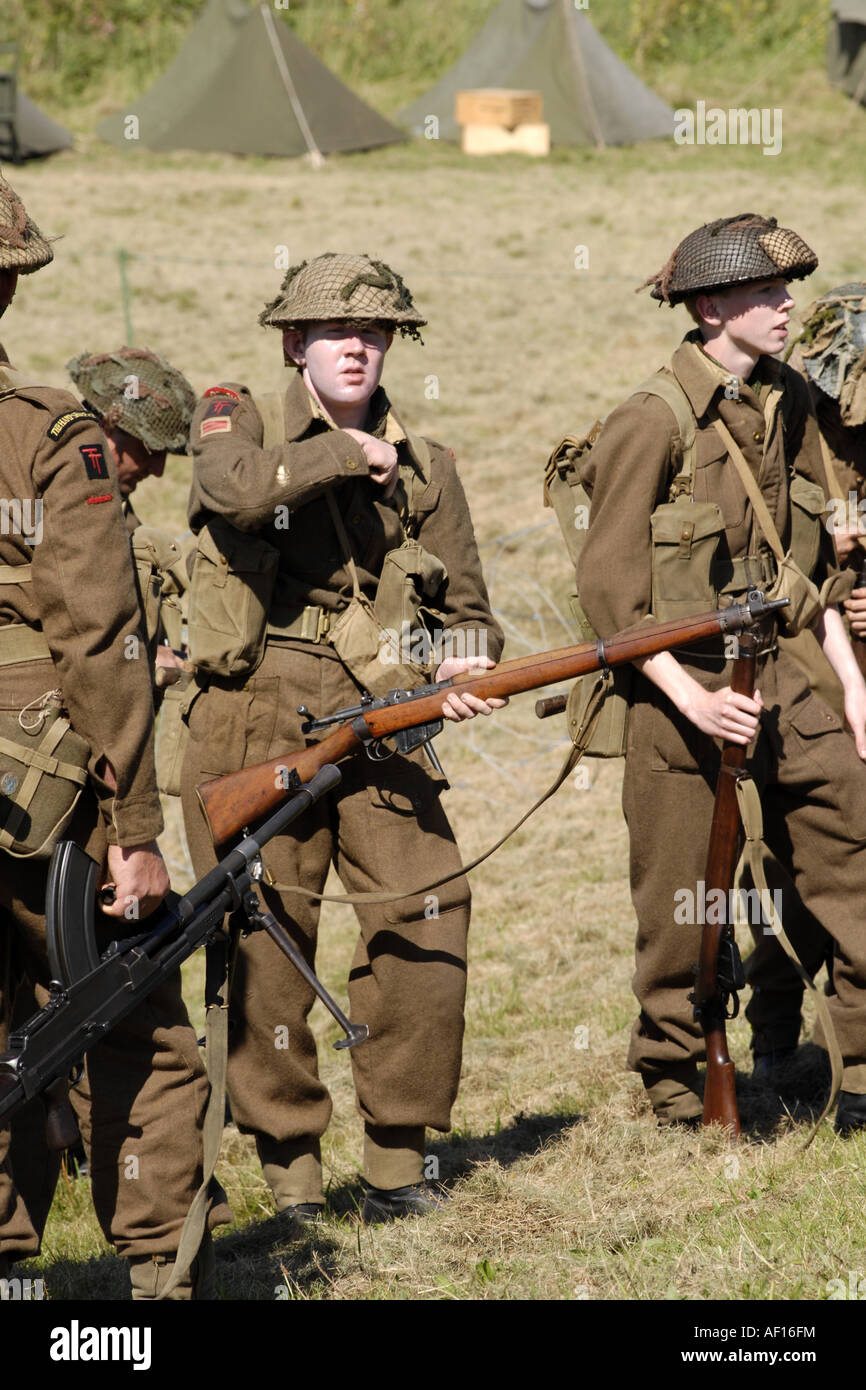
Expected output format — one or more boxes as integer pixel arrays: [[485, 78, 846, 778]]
[[560, 0, 605, 149], [260, 4, 324, 169]]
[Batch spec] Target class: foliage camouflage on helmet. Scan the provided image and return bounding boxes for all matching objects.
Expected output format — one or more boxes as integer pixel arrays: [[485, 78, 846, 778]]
[[795, 283, 866, 427], [66, 347, 197, 453], [259, 253, 427, 342], [0, 176, 53, 274], [639, 214, 818, 306]]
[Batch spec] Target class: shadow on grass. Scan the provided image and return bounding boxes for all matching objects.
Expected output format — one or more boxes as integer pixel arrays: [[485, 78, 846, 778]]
[[736, 1043, 833, 1139]]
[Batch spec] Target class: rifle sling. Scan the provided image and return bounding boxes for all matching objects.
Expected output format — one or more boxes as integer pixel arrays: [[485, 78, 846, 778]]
[[264, 675, 607, 905], [734, 773, 843, 1145]]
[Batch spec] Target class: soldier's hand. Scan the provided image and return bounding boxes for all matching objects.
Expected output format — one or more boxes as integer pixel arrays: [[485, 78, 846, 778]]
[[834, 526, 862, 565], [844, 587, 866, 638], [435, 655, 508, 722], [681, 685, 764, 745], [342, 430, 399, 497], [101, 841, 170, 920]]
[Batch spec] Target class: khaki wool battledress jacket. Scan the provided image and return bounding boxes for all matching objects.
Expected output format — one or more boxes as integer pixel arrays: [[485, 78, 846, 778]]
[[187, 371, 502, 652], [0, 349, 161, 843]]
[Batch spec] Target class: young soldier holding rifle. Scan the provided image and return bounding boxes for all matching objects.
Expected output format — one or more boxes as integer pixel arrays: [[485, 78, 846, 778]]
[[180, 254, 504, 1223], [576, 214, 866, 1132]]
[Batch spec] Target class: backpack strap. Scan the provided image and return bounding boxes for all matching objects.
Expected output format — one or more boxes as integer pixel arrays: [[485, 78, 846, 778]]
[[635, 371, 698, 500]]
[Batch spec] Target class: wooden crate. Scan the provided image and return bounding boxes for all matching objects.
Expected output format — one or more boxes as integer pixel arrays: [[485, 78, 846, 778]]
[[455, 89, 544, 130], [461, 122, 551, 157]]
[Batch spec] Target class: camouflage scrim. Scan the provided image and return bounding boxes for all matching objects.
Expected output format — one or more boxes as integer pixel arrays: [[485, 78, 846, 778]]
[[0, 176, 53, 274], [67, 347, 197, 453], [640, 214, 818, 306], [796, 283, 866, 427], [259, 253, 427, 341]]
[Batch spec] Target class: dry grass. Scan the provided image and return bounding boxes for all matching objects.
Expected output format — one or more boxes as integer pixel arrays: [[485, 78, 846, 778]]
[[6, 76, 866, 1301]]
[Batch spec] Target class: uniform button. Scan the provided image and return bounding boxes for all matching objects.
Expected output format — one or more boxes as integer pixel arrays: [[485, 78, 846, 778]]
[[352, 515, 363, 526], [345, 459, 358, 471], [753, 432, 764, 443]]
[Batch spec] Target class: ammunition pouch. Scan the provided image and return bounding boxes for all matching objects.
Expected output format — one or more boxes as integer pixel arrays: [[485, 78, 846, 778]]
[[130, 526, 187, 661], [187, 518, 279, 678], [565, 666, 631, 759], [650, 496, 726, 623], [0, 694, 89, 859]]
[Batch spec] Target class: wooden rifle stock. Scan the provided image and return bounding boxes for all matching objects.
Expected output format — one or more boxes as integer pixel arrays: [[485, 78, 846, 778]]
[[694, 632, 758, 1137], [198, 598, 780, 849]]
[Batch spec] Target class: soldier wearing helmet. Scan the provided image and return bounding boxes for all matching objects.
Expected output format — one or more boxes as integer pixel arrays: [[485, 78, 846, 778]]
[[0, 176, 223, 1297], [573, 213, 866, 1134], [67, 345, 196, 530], [180, 253, 504, 1223]]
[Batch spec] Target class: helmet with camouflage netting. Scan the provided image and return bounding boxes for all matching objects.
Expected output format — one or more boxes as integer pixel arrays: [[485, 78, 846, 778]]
[[66, 347, 197, 453], [259, 253, 427, 342], [795, 282, 866, 427], [639, 214, 818, 306], [0, 176, 53, 274]]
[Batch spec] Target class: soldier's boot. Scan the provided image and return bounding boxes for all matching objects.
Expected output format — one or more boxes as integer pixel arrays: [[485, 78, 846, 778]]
[[361, 1123, 444, 1224], [643, 1064, 703, 1127], [255, 1135, 325, 1221], [128, 1230, 217, 1301], [835, 1092, 866, 1137]]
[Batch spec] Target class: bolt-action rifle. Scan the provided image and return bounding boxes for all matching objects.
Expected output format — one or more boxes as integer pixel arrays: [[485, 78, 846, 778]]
[[0, 766, 367, 1133], [198, 591, 787, 849], [690, 631, 759, 1137], [851, 549, 866, 680]]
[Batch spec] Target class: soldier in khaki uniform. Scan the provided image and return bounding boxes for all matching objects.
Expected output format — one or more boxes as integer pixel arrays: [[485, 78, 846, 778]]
[[577, 214, 866, 1132], [180, 254, 504, 1221], [0, 177, 216, 1298], [743, 287, 866, 1071]]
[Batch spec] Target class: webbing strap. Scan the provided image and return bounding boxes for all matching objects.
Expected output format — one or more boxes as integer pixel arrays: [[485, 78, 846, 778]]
[[266, 685, 606, 904], [713, 416, 787, 566], [156, 936, 232, 1300], [818, 433, 847, 506], [0, 624, 51, 665], [324, 490, 364, 602], [734, 774, 843, 1145], [0, 564, 32, 584]]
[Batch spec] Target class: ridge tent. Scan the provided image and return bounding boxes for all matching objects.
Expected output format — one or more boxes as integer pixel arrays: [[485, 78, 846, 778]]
[[398, 0, 674, 147], [0, 92, 73, 162], [828, 0, 866, 105], [96, 0, 404, 158]]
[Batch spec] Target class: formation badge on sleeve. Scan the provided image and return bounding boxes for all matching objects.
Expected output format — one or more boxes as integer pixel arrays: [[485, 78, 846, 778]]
[[200, 398, 239, 438]]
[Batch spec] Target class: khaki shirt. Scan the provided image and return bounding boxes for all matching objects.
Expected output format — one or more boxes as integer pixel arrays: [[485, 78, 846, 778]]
[[578, 332, 841, 641], [0, 348, 162, 844], [188, 372, 503, 659]]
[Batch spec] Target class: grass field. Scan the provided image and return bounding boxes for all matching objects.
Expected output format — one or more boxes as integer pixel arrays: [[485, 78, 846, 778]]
[[4, 0, 866, 1304]]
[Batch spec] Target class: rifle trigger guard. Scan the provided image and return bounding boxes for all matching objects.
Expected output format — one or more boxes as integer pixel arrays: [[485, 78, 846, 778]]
[[366, 738, 395, 762]]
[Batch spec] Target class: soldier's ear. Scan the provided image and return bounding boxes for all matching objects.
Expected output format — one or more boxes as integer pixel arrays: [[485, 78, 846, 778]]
[[282, 328, 305, 368]]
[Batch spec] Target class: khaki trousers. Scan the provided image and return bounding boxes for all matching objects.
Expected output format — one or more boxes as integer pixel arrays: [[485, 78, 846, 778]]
[[0, 795, 210, 1261], [623, 650, 866, 1097], [180, 644, 470, 1190]]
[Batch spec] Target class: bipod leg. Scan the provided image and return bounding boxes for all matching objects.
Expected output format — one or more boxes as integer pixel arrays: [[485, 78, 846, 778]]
[[240, 888, 369, 1050]]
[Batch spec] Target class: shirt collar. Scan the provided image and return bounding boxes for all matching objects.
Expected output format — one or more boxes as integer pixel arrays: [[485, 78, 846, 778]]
[[671, 330, 783, 416]]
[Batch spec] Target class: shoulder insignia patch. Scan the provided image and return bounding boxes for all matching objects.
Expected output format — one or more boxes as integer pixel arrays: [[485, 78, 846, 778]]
[[47, 409, 96, 441], [86, 493, 113, 505], [203, 386, 241, 401], [201, 417, 233, 437], [202, 398, 240, 420], [80, 442, 109, 481]]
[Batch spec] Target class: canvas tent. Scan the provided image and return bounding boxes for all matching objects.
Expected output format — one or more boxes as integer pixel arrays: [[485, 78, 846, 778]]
[[828, 0, 866, 106], [0, 92, 73, 162], [399, 0, 674, 147], [96, 0, 404, 158]]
